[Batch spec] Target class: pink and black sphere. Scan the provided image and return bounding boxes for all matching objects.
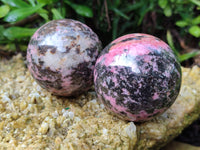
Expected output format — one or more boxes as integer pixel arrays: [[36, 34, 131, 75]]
[[94, 33, 182, 122], [27, 19, 102, 96], [27, 19, 181, 122]]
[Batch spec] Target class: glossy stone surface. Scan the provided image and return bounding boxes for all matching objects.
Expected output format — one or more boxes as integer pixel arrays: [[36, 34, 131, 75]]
[[27, 19, 102, 96], [94, 33, 182, 122]]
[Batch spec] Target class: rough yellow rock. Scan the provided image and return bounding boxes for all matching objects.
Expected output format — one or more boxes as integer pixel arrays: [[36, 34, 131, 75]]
[[0, 54, 200, 150]]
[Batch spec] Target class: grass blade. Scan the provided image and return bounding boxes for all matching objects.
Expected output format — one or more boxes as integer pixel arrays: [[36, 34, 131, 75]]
[[1, 0, 30, 8], [179, 51, 200, 62], [3, 27, 37, 40], [4, 3, 44, 22]]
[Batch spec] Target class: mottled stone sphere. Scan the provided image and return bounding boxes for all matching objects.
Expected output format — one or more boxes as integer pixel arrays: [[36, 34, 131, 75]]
[[94, 33, 182, 122], [27, 19, 102, 96]]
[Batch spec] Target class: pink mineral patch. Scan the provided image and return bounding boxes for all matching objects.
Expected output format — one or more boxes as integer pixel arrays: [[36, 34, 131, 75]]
[[111, 33, 171, 52]]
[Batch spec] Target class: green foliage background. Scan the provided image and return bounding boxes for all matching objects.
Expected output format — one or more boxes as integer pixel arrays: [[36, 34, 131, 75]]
[[0, 0, 200, 62]]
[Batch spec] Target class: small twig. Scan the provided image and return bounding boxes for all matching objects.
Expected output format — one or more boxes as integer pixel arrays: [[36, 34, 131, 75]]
[[3, 14, 40, 28], [151, 11, 157, 29], [60, 0, 64, 17], [171, 29, 191, 52], [104, 0, 111, 31], [171, 29, 200, 66], [97, 0, 100, 5]]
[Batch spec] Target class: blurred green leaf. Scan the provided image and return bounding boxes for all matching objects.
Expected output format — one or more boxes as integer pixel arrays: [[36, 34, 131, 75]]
[[51, 8, 64, 20], [3, 27, 37, 40], [189, 25, 200, 37], [176, 20, 188, 27], [122, 2, 143, 13], [158, 0, 168, 9], [112, 17, 119, 40], [71, 5, 93, 18], [112, 8, 130, 20], [38, 12, 49, 21], [164, 5, 172, 17], [5, 43, 16, 51], [19, 44, 28, 51], [179, 51, 200, 62], [137, 2, 154, 26], [191, 15, 200, 25], [37, 0, 50, 4], [138, 9, 148, 25], [0, 25, 5, 40], [37, 0, 58, 4], [4, 4, 44, 22], [166, 30, 179, 57], [57, 6, 66, 18], [0, 5, 10, 18], [114, 0, 121, 7], [38, 8, 49, 21], [119, 21, 135, 35], [27, 0, 36, 6], [190, 0, 200, 6], [1, 0, 30, 8], [64, 0, 93, 18]]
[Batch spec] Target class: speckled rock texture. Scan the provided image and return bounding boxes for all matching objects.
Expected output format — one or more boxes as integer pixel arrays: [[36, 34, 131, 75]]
[[0, 55, 200, 150], [27, 19, 102, 96], [94, 33, 181, 122]]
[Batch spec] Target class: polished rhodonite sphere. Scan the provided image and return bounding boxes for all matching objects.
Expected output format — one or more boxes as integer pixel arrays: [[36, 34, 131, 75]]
[[94, 33, 182, 122], [27, 19, 102, 96]]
